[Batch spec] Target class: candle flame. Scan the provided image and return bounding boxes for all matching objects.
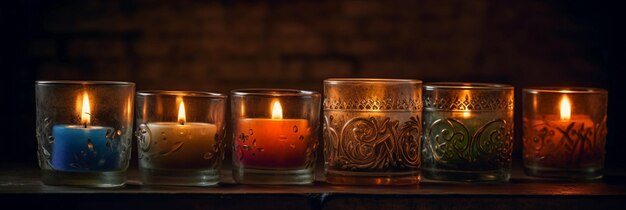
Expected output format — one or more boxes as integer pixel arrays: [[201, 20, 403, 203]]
[[81, 91, 91, 126], [271, 100, 283, 119], [560, 95, 571, 121], [178, 100, 186, 125]]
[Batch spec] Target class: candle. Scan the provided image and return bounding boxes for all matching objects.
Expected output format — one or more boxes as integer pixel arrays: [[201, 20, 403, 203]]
[[139, 100, 217, 169], [234, 101, 310, 169], [522, 87, 607, 179], [36, 81, 135, 187], [51, 91, 119, 171], [527, 95, 597, 168], [231, 89, 319, 184]]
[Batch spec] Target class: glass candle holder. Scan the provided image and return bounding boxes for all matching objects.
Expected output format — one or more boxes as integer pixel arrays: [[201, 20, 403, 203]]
[[422, 83, 514, 182], [523, 87, 608, 180], [231, 89, 321, 184], [323, 78, 423, 185], [135, 91, 227, 186], [35, 81, 135, 187]]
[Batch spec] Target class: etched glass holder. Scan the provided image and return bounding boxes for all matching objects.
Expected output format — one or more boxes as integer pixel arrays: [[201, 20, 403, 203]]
[[231, 89, 321, 184], [523, 87, 608, 180], [422, 83, 514, 182], [35, 81, 135, 187], [323, 78, 423, 185], [135, 91, 227, 186]]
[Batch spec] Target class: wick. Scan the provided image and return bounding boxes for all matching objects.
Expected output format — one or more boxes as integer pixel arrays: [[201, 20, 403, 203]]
[[178, 120, 185, 125], [83, 123, 88, 128]]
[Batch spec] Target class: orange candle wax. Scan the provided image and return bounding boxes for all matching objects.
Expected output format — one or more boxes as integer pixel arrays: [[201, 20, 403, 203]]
[[527, 115, 595, 167], [234, 101, 311, 169], [234, 119, 310, 169]]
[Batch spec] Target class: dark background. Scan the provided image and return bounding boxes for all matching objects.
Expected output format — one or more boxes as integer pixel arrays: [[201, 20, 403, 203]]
[[1, 0, 623, 169]]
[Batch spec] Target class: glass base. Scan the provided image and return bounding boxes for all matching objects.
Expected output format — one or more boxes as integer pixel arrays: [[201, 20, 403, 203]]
[[422, 167, 510, 182], [140, 168, 220, 186], [233, 167, 313, 185], [325, 170, 420, 185], [41, 169, 126, 187], [524, 166, 603, 180]]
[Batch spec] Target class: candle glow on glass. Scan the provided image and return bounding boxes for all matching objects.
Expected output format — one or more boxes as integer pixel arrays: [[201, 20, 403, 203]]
[[460, 111, 471, 118], [463, 89, 472, 118], [453, 89, 472, 119], [126, 97, 132, 120]]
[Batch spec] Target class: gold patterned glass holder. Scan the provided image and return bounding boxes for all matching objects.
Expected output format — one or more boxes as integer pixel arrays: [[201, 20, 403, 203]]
[[421, 83, 514, 182], [323, 78, 423, 185]]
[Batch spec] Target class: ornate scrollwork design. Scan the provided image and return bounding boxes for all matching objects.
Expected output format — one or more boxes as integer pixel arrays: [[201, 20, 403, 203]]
[[396, 116, 421, 168], [339, 117, 395, 169], [424, 118, 512, 168], [474, 119, 511, 165], [324, 114, 422, 170], [425, 118, 470, 163]]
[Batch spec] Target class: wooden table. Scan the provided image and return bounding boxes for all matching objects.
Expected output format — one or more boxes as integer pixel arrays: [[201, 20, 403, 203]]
[[1, 165, 625, 210]]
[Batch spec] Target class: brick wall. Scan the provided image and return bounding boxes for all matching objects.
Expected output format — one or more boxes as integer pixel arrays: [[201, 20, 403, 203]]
[[6, 0, 620, 166], [29, 0, 609, 92]]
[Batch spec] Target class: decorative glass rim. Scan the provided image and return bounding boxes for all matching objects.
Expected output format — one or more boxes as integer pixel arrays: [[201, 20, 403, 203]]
[[231, 88, 320, 97], [324, 78, 422, 84], [424, 82, 513, 90], [36, 80, 135, 86], [523, 87, 607, 94], [137, 90, 227, 98]]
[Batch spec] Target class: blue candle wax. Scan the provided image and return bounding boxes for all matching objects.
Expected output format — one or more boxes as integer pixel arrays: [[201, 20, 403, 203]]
[[51, 125, 120, 172]]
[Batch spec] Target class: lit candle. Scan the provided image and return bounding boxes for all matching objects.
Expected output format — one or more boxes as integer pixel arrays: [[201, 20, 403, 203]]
[[140, 99, 217, 169], [234, 100, 310, 169], [529, 95, 595, 167], [51, 91, 119, 171]]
